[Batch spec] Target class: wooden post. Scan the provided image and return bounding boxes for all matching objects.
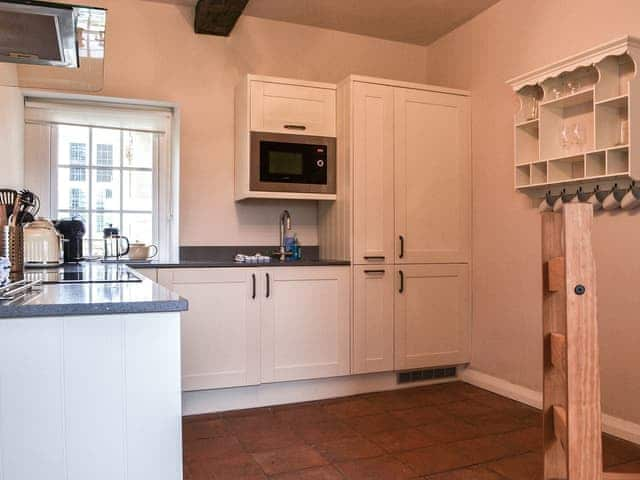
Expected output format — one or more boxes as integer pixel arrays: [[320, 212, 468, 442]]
[[542, 203, 603, 480]]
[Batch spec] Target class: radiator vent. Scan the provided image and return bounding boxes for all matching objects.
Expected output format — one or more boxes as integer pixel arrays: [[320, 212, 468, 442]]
[[397, 367, 457, 384]]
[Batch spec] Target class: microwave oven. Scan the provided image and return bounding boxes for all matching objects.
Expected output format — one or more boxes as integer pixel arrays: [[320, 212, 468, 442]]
[[250, 132, 336, 195]]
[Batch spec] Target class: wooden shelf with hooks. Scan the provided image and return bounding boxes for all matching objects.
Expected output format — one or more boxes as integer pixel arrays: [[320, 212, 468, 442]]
[[508, 36, 640, 195]]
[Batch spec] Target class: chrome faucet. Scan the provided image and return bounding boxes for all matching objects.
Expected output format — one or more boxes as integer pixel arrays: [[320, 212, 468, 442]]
[[278, 210, 292, 261]]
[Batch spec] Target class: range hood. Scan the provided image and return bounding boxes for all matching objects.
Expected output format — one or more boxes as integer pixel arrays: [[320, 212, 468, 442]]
[[0, 0, 92, 68]]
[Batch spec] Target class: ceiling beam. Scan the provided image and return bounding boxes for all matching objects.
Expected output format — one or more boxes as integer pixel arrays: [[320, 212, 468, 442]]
[[194, 0, 249, 36]]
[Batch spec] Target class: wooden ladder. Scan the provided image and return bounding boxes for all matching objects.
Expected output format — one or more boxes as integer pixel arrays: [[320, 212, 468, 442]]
[[542, 203, 640, 480]]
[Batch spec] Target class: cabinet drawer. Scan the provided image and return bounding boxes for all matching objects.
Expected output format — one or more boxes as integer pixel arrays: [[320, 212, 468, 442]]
[[250, 81, 336, 137]]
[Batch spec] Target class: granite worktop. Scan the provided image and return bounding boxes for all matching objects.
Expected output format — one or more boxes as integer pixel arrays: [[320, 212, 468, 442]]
[[129, 259, 351, 269], [127, 245, 350, 269], [0, 263, 188, 319]]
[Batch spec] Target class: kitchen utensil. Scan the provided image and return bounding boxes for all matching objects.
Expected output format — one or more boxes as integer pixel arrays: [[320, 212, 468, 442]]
[[16, 190, 40, 225], [2, 225, 24, 273], [103, 225, 130, 260], [55, 218, 86, 263], [23, 218, 63, 266], [0, 189, 17, 220], [128, 243, 158, 260]]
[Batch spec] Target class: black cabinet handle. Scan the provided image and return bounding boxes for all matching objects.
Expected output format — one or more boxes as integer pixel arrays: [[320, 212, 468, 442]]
[[399, 235, 405, 259], [284, 124, 306, 131], [399, 270, 404, 293], [252, 273, 256, 299], [363, 256, 385, 260], [364, 269, 385, 274], [265, 273, 270, 298]]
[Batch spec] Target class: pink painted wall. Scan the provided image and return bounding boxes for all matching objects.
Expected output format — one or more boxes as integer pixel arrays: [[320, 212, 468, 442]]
[[426, 0, 640, 423], [58, 0, 427, 246]]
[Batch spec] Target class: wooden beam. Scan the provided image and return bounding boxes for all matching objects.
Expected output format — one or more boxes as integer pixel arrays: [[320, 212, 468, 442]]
[[195, 0, 249, 36], [541, 211, 568, 480], [563, 203, 603, 480], [603, 474, 640, 480]]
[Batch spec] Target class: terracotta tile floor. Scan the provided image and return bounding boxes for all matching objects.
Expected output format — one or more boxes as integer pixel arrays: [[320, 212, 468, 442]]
[[183, 381, 640, 479]]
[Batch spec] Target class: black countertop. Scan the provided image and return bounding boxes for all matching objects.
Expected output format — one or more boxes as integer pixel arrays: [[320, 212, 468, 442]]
[[0, 263, 188, 319], [129, 259, 351, 269]]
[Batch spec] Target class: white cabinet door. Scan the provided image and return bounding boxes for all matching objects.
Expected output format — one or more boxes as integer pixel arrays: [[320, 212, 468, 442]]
[[394, 88, 471, 263], [352, 265, 395, 374], [261, 267, 350, 383], [394, 264, 470, 370], [352, 82, 396, 265], [158, 268, 260, 391], [250, 80, 336, 137]]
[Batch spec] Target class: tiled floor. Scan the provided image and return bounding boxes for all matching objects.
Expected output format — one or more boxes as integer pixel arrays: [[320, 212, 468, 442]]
[[183, 381, 640, 479]]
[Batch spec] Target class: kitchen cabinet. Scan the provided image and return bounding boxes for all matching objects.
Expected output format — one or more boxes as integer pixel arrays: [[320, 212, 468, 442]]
[[352, 265, 395, 374], [261, 267, 350, 383], [394, 87, 471, 264], [394, 264, 471, 370], [158, 268, 260, 391], [250, 78, 336, 137], [352, 81, 396, 265], [158, 266, 350, 390], [320, 76, 472, 374]]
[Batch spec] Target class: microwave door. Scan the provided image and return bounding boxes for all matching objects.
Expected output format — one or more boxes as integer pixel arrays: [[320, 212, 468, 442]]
[[250, 132, 336, 195]]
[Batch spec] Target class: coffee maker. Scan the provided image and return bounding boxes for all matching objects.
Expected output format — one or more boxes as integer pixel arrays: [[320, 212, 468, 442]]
[[55, 218, 86, 263]]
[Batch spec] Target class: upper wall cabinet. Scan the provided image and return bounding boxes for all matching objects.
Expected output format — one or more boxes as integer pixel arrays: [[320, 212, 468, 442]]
[[235, 75, 338, 201], [508, 36, 640, 193], [250, 80, 336, 137]]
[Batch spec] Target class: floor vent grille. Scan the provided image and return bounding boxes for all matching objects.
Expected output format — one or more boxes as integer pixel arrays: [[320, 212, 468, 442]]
[[397, 366, 457, 384]]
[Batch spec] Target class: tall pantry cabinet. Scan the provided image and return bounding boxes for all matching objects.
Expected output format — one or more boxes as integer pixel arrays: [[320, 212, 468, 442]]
[[319, 76, 472, 375]]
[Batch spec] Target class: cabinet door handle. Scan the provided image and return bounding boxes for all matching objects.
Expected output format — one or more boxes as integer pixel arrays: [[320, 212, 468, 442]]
[[399, 270, 404, 293], [265, 273, 270, 298], [364, 269, 385, 274], [284, 124, 306, 131], [399, 235, 405, 259], [252, 273, 256, 299], [363, 256, 385, 260]]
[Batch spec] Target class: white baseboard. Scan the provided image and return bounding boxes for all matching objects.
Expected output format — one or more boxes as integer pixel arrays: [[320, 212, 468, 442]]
[[461, 367, 640, 446], [182, 372, 457, 416]]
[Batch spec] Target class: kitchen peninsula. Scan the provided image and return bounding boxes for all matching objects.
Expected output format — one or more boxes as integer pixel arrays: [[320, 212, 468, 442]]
[[0, 263, 187, 480]]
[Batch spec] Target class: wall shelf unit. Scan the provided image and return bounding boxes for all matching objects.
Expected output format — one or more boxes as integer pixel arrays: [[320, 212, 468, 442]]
[[508, 36, 640, 194]]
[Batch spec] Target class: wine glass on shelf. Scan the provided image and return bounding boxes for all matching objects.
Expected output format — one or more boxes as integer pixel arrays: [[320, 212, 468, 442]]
[[560, 124, 571, 151], [565, 77, 581, 96], [572, 122, 585, 152]]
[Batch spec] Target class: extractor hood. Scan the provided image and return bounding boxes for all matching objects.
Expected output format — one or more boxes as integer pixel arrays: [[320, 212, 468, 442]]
[[0, 0, 102, 68]]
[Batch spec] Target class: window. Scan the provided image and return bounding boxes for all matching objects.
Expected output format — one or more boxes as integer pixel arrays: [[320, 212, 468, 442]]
[[96, 144, 113, 183], [24, 97, 178, 261], [55, 126, 157, 256], [69, 143, 87, 182], [70, 188, 86, 211]]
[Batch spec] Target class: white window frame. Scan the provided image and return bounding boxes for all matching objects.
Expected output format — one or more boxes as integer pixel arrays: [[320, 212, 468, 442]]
[[23, 91, 180, 262]]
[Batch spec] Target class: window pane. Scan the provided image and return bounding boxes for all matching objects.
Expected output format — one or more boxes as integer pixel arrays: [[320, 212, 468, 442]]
[[58, 125, 89, 166], [57, 167, 89, 212], [123, 170, 153, 211], [92, 169, 121, 210], [91, 128, 121, 167], [122, 213, 153, 244], [123, 131, 153, 168]]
